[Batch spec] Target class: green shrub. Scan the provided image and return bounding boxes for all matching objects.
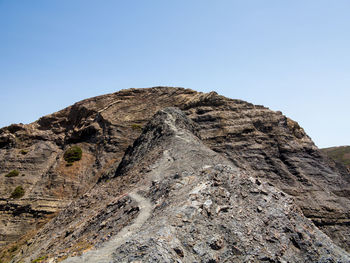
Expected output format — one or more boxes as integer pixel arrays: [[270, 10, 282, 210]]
[[31, 256, 47, 263], [10, 186, 25, 199], [131, 124, 142, 131], [20, 149, 29, 155], [64, 146, 82, 165], [5, 170, 19, 178]]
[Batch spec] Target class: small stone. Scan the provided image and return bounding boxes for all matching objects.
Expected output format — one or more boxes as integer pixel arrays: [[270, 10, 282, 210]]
[[209, 237, 224, 250], [216, 206, 230, 214], [173, 247, 184, 257]]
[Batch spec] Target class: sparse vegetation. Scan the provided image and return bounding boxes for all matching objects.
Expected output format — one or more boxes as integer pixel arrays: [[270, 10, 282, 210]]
[[5, 169, 19, 177], [64, 146, 82, 166], [57, 255, 68, 262], [0, 228, 42, 263], [131, 123, 143, 131], [321, 146, 350, 168], [70, 240, 92, 255], [31, 256, 47, 263], [20, 149, 29, 155], [8, 245, 18, 253], [10, 186, 25, 199]]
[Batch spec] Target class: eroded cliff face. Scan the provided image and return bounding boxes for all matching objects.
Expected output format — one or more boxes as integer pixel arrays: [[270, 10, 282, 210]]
[[0, 87, 349, 262]]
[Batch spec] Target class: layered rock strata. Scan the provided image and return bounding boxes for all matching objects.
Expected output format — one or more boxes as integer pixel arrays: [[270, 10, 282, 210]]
[[14, 108, 350, 262], [0, 87, 349, 262]]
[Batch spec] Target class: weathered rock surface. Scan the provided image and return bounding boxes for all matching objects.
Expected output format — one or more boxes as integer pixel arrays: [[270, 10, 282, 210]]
[[12, 108, 350, 263], [0, 87, 349, 262], [321, 146, 350, 176]]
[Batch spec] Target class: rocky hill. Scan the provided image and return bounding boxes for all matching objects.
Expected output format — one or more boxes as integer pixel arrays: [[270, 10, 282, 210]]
[[321, 146, 350, 173], [0, 87, 349, 262]]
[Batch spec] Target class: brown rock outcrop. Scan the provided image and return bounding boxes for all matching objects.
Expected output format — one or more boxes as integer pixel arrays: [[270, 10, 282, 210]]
[[0, 87, 349, 262]]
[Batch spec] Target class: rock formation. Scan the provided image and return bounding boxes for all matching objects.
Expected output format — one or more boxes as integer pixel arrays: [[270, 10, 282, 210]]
[[0, 87, 349, 262], [321, 146, 350, 176]]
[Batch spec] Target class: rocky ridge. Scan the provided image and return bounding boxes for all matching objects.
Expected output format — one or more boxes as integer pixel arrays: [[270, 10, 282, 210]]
[[0, 87, 349, 262], [14, 108, 350, 262]]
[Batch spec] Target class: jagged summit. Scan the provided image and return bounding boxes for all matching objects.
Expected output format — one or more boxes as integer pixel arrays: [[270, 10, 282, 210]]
[[0, 87, 350, 262]]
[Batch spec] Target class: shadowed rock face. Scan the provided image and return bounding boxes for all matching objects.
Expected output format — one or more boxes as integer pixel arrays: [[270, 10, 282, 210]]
[[0, 87, 349, 262]]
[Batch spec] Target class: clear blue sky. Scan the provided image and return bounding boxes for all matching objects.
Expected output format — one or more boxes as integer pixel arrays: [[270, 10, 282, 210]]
[[0, 1, 349, 148]]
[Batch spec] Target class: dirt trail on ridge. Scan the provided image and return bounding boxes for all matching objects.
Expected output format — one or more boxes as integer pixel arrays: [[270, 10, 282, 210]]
[[62, 191, 153, 263]]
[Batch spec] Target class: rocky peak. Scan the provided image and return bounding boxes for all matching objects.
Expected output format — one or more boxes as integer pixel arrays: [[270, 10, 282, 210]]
[[114, 107, 201, 177]]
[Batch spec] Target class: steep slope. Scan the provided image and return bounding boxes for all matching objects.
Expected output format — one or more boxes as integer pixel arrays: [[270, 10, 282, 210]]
[[0, 87, 197, 253], [321, 146, 350, 173], [16, 108, 350, 262], [0, 87, 350, 261], [322, 146, 350, 167]]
